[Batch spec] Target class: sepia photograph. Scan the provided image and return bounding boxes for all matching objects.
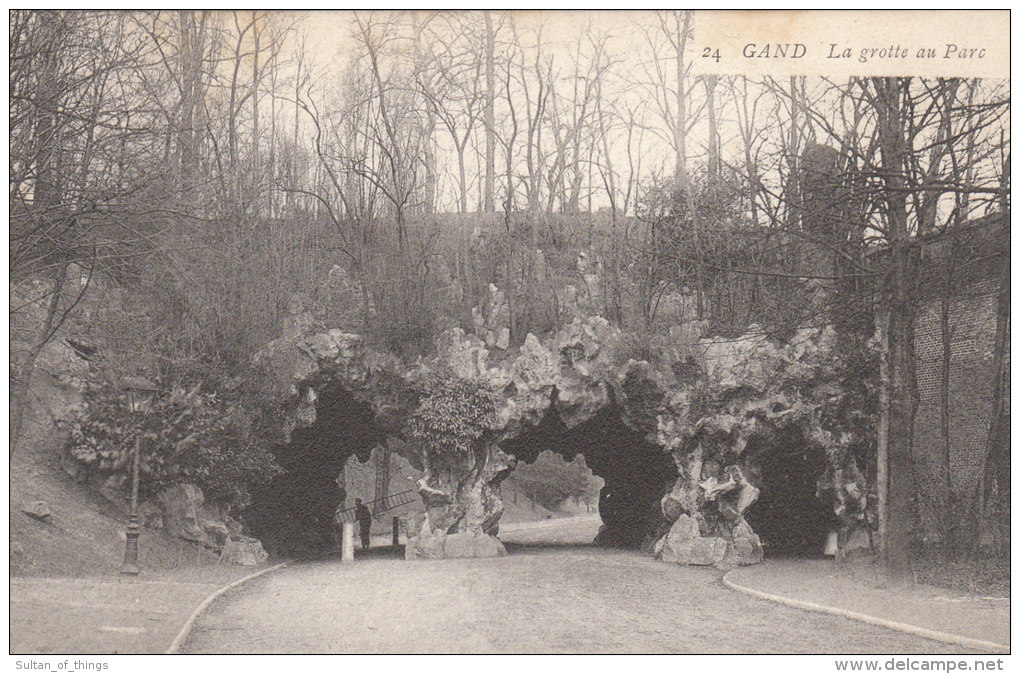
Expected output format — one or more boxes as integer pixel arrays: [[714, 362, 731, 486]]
[[8, 8, 1010, 662]]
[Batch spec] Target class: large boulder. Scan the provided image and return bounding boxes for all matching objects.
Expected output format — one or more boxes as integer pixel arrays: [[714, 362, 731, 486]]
[[404, 526, 447, 560], [654, 513, 758, 568], [21, 500, 51, 521], [203, 519, 231, 551], [654, 513, 699, 556], [678, 537, 730, 566], [656, 514, 728, 566], [444, 531, 507, 558], [99, 475, 127, 507], [139, 500, 164, 529], [219, 536, 268, 566], [405, 528, 506, 560], [156, 484, 269, 563], [727, 519, 764, 565], [157, 483, 206, 542]]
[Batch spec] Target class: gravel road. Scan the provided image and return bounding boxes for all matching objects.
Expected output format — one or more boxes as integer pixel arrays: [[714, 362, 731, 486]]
[[182, 521, 967, 654]]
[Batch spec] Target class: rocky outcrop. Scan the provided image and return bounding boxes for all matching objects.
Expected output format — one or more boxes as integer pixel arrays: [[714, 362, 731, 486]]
[[405, 527, 507, 560], [257, 300, 865, 564], [219, 536, 269, 565], [256, 313, 695, 558], [653, 325, 869, 565], [404, 441, 513, 559], [158, 483, 207, 542], [472, 284, 512, 352], [654, 513, 762, 568], [157, 482, 268, 563], [139, 500, 164, 529]]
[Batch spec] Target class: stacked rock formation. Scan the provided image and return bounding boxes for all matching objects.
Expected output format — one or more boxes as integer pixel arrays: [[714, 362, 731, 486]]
[[256, 303, 869, 564]]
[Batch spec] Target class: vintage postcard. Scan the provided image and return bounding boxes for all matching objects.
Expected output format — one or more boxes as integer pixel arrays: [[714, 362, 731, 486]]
[[9, 9, 1009, 664]]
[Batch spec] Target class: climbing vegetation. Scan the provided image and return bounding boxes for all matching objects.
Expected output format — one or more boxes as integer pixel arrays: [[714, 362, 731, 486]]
[[62, 383, 282, 508]]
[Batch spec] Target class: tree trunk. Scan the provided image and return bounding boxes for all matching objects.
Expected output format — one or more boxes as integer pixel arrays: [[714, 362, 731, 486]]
[[412, 13, 436, 216], [886, 256, 918, 571], [673, 12, 690, 189], [876, 302, 891, 557], [176, 11, 207, 215], [250, 12, 261, 223], [706, 75, 720, 180], [228, 14, 245, 214], [786, 76, 802, 230], [504, 60, 518, 217], [458, 148, 468, 215], [12, 260, 69, 457], [873, 77, 919, 571], [977, 210, 1010, 536], [483, 10, 496, 213]]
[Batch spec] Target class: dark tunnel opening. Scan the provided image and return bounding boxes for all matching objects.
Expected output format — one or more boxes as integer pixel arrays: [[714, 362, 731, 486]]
[[744, 427, 839, 558], [500, 396, 678, 550], [243, 384, 385, 557]]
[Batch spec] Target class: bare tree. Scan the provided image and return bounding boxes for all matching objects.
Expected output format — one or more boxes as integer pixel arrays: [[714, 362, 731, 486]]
[[482, 11, 496, 213], [10, 12, 117, 453], [417, 12, 486, 215], [640, 10, 696, 189]]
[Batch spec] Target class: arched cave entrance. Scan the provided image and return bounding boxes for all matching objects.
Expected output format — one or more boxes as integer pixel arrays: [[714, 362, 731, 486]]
[[241, 377, 842, 561], [500, 396, 678, 549], [743, 427, 838, 558], [243, 384, 386, 556]]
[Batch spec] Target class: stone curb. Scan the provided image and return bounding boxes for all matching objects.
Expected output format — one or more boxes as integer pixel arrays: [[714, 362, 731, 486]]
[[165, 559, 298, 654], [722, 569, 1010, 655]]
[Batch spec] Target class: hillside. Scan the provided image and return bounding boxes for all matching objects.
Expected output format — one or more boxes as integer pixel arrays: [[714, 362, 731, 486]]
[[11, 368, 223, 576]]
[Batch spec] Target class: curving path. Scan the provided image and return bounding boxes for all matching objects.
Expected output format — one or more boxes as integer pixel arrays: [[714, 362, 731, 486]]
[[181, 524, 973, 654]]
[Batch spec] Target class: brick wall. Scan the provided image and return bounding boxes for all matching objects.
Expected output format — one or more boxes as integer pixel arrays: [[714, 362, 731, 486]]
[[910, 221, 1009, 538]]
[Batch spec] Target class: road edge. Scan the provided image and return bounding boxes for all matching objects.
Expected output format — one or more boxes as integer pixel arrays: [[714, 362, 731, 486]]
[[722, 569, 1010, 654], [165, 559, 298, 654]]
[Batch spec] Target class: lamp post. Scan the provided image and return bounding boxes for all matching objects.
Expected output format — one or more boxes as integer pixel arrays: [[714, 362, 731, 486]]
[[121, 375, 157, 575]]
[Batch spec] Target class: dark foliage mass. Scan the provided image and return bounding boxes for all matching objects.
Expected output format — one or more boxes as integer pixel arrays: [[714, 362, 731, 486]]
[[408, 374, 497, 462], [63, 384, 281, 508]]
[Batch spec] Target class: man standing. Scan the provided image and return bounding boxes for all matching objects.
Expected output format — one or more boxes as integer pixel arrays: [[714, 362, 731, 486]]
[[354, 498, 372, 550]]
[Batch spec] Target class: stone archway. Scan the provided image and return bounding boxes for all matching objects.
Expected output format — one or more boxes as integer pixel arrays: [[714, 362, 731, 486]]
[[254, 314, 868, 567], [501, 400, 677, 549], [743, 427, 839, 557], [243, 384, 388, 556]]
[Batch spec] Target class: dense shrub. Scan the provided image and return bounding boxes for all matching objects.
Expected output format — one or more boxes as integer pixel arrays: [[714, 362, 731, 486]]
[[63, 383, 282, 508], [407, 374, 497, 464]]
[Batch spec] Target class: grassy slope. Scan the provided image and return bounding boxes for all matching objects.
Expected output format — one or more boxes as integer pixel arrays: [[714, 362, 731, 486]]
[[10, 371, 223, 577]]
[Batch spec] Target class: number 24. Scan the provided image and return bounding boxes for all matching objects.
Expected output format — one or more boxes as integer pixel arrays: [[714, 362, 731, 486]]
[[702, 47, 720, 62]]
